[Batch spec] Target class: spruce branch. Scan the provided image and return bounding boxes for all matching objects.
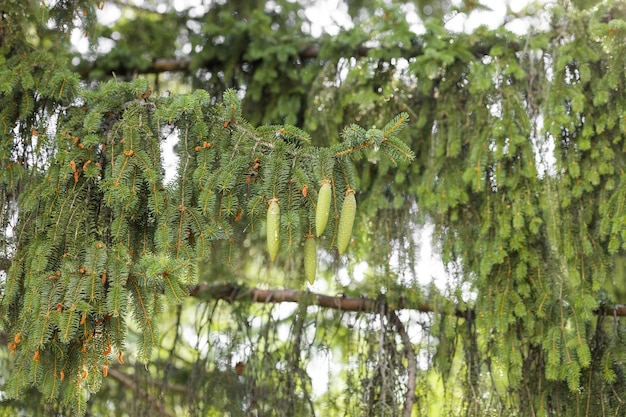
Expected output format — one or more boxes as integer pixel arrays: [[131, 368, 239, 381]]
[[190, 282, 469, 319], [189, 282, 626, 318], [76, 34, 520, 80], [333, 140, 375, 158]]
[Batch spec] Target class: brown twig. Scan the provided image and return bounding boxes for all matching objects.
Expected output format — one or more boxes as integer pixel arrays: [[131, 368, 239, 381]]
[[387, 310, 417, 417], [190, 282, 471, 317], [333, 140, 374, 157], [106, 367, 176, 417]]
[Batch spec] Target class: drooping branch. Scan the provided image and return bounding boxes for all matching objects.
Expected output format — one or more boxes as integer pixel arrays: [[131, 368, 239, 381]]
[[387, 309, 417, 417], [75, 30, 518, 79]]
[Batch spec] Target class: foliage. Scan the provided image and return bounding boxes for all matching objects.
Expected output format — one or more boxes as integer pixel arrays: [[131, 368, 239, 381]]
[[3, 0, 626, 416]]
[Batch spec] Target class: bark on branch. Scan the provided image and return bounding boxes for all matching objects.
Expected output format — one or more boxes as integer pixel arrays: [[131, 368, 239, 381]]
[[2, 256, 625, 317], [189, 282, 626, 318], [190, 282, 472, 318]]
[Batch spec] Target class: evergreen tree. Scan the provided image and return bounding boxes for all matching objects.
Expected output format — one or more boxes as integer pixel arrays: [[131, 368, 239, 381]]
[[2, 0, 626, 416]]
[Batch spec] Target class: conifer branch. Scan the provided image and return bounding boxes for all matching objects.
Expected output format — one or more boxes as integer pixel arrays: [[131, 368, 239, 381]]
[[189, 282, 626, 318], [3, 251, 626, 318], [381, 137, 415, 160], [190, 282, 471, 318], [76, 37, 514, 79], [76, 41, 370, 79], [333, 141, 375, 158]]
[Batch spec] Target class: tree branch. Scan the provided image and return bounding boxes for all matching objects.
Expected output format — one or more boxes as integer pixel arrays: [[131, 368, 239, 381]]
[[190, 282, 472, 317], [75, 30, 520, 80], [106, 367, 176, 417], [387, 310, 417, 417], [78, 44, 334, 78], [3, 256, 626, 318], [189, 282, 626, 318], [75, 42, 366, 79]]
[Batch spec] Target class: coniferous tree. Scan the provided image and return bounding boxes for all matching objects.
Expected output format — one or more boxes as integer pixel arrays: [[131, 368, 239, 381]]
[[2, 0, 626, 416]]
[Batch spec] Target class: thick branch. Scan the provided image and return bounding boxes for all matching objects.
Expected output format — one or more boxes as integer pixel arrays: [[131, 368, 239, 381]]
[[3, 257, 626, 317], [190, 282, 626, 318], [190, 282, 472, 318]]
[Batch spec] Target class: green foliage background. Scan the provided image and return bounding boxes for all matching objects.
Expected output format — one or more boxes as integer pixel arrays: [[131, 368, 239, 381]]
[[2, 0, 626, 416]]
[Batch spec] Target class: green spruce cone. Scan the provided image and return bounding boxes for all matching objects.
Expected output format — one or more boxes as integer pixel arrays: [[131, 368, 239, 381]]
[[316, 180, 332, 236], [267, 199, 280, 261], [304, 235, 317, 284], [337, 191, 356, 254]]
